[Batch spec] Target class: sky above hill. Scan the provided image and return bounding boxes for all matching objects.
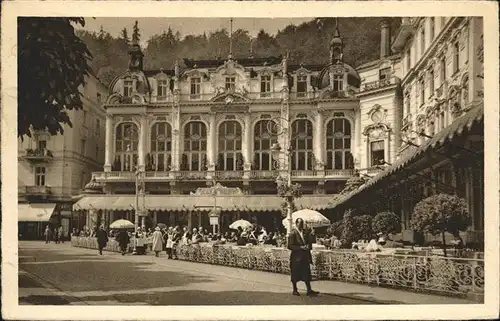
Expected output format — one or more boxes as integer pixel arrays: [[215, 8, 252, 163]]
[[79, 17, 314, 47]]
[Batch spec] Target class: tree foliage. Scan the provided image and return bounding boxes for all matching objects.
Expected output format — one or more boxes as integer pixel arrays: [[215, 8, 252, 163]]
[[18, 17, 92, 138], [353, 215, 374, 240], [372, 211, 401, 235], [340, 211, 357, 247], [327, 220, 343, 238], [132, 20, 140, 44]]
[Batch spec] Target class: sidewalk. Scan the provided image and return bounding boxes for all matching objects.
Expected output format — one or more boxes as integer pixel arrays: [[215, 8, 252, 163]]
[[59, 243, 472, 305]]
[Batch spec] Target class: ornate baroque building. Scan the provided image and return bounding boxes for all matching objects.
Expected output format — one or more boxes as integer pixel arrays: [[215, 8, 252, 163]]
[[18, 75, 108, 239], [331, 17, 484, 247], [74, 21, 405, 232]]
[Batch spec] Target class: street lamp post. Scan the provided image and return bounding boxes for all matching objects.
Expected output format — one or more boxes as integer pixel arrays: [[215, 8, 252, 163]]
[[132, 168, 143, 255]]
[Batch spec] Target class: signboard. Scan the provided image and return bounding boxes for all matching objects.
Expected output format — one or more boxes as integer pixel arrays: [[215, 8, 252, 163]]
[[209, 216, 219, 226]]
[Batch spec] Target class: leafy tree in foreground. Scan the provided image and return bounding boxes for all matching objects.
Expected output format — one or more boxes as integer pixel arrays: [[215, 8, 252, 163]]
[[372, 211, 401, 236], [354, 215, 374, 240], [410, 194, 470, 257], [18, 17, 92, 138]]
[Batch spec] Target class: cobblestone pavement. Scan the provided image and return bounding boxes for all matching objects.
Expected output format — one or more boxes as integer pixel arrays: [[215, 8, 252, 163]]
[[18, 241, 471, 306]]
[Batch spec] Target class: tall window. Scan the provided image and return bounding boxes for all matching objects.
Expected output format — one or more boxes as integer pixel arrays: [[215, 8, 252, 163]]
[[419, 78, 425, 105], [217, 121, 243, 171], [81, 139, 86, 156], [260, 75, 271, 97], [253, 120, 277, 170], [35, 167, 46, 186], [430, 18, 435, 40], [333, 74, 343, 92], [95, 119, 101, 138], [404, 95, 411, 118], [123, 80, 133, 97], [150, 122, 172, 171], [440, 110, 446, 130], [429, 69, 435, 96], [440, 56, 446, 83], [115, 122, 139, 171], [370, 141, 385, 166], [325, 118, 353, 170], [37, 139, 47, 151], [157, 80, 168, 99], [190, 77, 201, 99], [182, 121, 207, 171], [290, 119, 314, 171], [379, 67, 391, 81], [225, 77, 236, 91], [296, 75, 307, 97], [453, 42, 460, 73], [420, 27, 426, 55]]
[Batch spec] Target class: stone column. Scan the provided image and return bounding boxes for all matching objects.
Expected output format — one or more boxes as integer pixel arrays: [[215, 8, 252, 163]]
[[469, 17, 483, 105], [425, 18, 432, 49], [104, 114, 114, 172], [138, 114, 147, 171], [207, 113, 217, 172], [435, 16, 443, 34], [313, 111, 324, 169], [355, 110, 362, 166], [384, 135, 390, 164], [280, 96, 290, 172], [243, 112, 252, 170]]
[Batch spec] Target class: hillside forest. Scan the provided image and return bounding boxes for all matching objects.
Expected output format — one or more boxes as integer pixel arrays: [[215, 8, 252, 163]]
[[76, 18, 401, 88]]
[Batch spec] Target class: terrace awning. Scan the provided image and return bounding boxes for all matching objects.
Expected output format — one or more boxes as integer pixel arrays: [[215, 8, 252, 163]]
[[18, 203, 57, 222], [72, 195, 334, 212], [330, 103, 484, 209]]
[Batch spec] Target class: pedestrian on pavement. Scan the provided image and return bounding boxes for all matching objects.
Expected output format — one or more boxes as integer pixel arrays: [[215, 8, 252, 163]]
[[165, 227, 174, 259], [287, 218, 319, 297], [96, 226, 109, 255], [44, 225, 51, 244], [53, 227, 59, 244], [152, 227, 163, 257], [116, 229, 130, 255], [58, 226, 64, 243], [172, 226, 181, 259]]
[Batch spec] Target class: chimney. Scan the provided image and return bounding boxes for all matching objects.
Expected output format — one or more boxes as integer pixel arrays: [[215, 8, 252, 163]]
[[380, 19, 391, 59]]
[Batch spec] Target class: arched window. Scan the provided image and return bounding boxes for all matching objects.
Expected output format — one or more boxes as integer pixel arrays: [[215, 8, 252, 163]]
[[325, 118, 353, 170], [217, 121, 243, 171], [290, 119, 314, 171], [150, 122, 172, 171], [182, 121, 207, 171], [253, 120, 277, 170], [114, 122, 138, 171]]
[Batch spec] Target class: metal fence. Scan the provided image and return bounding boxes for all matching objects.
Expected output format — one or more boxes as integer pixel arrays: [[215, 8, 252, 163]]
[[71, 237, 484, 298]]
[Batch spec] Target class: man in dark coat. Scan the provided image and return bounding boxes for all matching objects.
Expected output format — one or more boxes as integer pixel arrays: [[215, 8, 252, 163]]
[[287, 218, 319, 296], [115, 229, 130, 255], [96, 226, 108, 255]]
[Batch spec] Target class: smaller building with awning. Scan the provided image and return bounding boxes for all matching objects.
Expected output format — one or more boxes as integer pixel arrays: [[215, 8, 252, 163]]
[[18, 203, 58, 240]]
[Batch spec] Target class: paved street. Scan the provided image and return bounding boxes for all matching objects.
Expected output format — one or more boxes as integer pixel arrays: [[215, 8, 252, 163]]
[[18, 241, 471, 305]]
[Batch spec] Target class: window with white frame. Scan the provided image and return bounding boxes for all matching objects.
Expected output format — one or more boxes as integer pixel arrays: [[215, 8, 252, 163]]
[[157, 80, 168, 99], [225, 77, 236, 91], [217, 121, 243, 171], [114, 122, 139, 171], [379, 67, 391, 81], [182, 121, 207, 171], [370, 140, 385, 166], [325, 118, 353, 170], [35, 167, 46, 186], [123, 80, 133, 97], [260, 75, 271, 97], [290, 119, 314, 171], [296, 75, 307, 97], [253, 120, 277, 170], [453, 42, 460, 73], [333, 74, 343, 92], [430, 18, 435, 40], [150, 122, 172, 171], [190, 77, 201, 99]]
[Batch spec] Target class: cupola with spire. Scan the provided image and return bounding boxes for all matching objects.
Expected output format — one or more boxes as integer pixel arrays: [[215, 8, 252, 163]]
[[128, 40, 144, 72], [330, 19, 344, 65]]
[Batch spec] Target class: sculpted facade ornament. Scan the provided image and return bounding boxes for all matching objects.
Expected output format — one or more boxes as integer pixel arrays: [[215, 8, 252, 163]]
[[362, 123, 390, 139]]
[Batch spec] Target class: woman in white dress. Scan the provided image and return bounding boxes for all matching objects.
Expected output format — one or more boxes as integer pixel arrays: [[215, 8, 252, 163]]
[[165, 227, 174, 259]]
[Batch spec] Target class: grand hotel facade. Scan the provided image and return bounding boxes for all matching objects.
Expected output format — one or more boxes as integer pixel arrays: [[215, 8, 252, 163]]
[[74, 17, 484, 245]]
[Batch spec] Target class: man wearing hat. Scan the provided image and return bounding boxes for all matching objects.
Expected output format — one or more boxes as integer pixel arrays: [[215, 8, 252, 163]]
[[151, 226, 164, 257]]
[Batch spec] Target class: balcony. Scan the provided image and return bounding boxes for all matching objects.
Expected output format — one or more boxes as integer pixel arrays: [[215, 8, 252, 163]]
[[93, 171, 136, 181], [22, 149, 53, 163], [324, 169, 355, 178], [214, 170, 244, 180], [360, 78, 398, 93], [174, 171, 207, 181], [25, 185, 51, 197], [291, 170, 318, 179], [250, 170, 278, 180]]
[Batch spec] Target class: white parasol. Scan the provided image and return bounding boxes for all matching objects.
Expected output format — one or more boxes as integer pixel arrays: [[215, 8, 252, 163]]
[[282, 209, 331, 229], [229, 219, 253, 230], [109, 219, 135, 229]]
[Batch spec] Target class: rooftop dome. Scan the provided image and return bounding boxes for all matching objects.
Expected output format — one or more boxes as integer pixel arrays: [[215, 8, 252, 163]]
[[317, 63, 361, 89]]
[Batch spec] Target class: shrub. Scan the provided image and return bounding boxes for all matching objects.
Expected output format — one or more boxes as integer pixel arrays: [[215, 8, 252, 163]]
[[353, 215, 374, 240], [372, 211, 401, 236], [327, 220, 343, 238], [410, 193, 470, 257], [341, 211, 357, 248]]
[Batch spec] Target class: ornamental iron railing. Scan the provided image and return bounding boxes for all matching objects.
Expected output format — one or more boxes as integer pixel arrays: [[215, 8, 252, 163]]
[[71, 237, 484, 298]]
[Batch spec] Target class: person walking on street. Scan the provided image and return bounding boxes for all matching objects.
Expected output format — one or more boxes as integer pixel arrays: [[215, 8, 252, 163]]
[[116, 229, 130, 255], [53, 227, 59, 244], [58, 226, 64, 243], [152, 226, 163, 257], [287, 218, 319, 297], [96, 226, 109, 255], [165, 227, 174, 259], [44, 226, 51, 244], [172, 226, 181, 259]]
